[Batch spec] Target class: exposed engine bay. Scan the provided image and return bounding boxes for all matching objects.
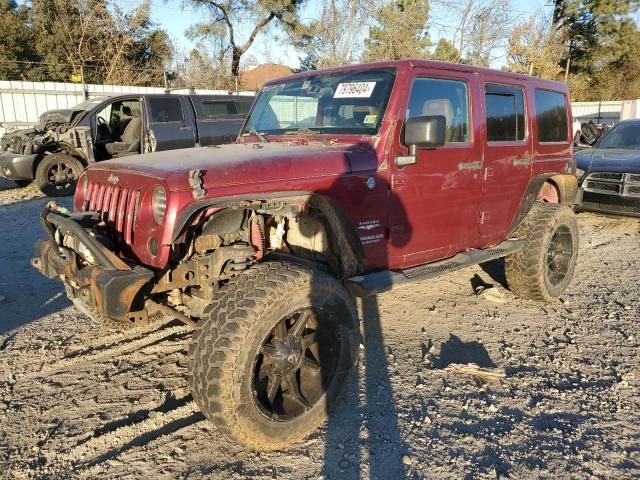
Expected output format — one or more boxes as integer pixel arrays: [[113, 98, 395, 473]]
[[150, 205, 333, 319]]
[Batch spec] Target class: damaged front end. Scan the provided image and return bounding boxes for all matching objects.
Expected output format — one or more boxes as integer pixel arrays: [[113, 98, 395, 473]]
[[32, 202, 154, 324], [1, 109, 94, 180]]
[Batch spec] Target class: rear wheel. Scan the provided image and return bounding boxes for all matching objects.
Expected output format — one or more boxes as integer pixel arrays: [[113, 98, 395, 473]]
[[35, 153, 83, 197], [189, 260, 359, 450], [505, 202, 579, 302]]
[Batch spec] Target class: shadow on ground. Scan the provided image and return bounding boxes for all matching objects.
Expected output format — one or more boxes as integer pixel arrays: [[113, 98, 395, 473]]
[[0, 196, 71, 333]]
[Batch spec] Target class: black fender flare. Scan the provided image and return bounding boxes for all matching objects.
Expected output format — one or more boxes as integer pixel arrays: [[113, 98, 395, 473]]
[[509, 173, 578, 235], [171, 192, 366, 278]]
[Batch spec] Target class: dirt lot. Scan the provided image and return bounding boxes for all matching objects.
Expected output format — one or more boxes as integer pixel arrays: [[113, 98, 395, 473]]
[[0, 178, 638, 480]]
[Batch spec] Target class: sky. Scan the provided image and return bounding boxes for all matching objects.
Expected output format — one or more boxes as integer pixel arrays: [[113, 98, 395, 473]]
[[134, 0, 562, 69]]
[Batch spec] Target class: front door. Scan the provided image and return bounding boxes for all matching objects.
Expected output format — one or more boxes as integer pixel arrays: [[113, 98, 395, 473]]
[[387, 71, 483, 269], [479, 80, 532, 242]]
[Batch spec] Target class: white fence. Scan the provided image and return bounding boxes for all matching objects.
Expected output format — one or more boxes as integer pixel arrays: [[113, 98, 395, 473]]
[[0, 80, 253, 136]]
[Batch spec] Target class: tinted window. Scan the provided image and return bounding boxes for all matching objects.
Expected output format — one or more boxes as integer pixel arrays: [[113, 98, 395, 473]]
[[236, 100, 252, 114], [535, 90, 568, 142], [597, 122, 640, 149], [149, 97, 183, 123], [485, 84, 525, 142], [406, 77, 469, 143], [202, 101, 236, 117]]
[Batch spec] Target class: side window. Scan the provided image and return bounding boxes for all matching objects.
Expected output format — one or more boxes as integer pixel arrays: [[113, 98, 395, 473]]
[[235, 100, 252, 114], [202, 101, 237, 117], [535, 90, 568, 142], [406, 77, 469, 143], [149, 97, 183, 123], [485, 84, 526, 142]]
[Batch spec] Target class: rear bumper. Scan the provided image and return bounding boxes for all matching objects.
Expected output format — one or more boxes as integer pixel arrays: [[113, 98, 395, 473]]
[[0, 151, 36, 180], [32, 208, 154, 320], [575, 191, 640, 218]]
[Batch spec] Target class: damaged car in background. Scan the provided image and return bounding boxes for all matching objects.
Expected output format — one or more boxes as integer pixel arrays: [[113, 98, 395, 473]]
[[0, 93, 254, 196], [575, 119, 640, 217]]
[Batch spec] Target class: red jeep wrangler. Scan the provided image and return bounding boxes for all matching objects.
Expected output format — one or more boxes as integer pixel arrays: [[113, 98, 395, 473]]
[[32, 60, 579, 450]]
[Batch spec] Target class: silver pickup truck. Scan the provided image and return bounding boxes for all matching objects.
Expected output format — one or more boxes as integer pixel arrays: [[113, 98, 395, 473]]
[[0, 93, 254, 196]]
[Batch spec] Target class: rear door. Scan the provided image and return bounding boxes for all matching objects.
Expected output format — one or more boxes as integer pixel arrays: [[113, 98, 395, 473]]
[[479, 80, 532, 242], [387, 69, 484, 268], [144, 96, 196, 151], [190, 97, 245, 146]]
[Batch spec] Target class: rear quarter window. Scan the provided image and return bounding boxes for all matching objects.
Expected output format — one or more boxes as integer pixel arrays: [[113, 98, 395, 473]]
[[535, 90, 568, 143], [202, 100, 237, 117], [235, 100, 252, 114], [149, 97, 183, 123]]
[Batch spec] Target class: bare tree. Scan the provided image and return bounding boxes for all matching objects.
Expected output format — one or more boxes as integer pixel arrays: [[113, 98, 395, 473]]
[[189, 0, 304, 79], [506, 10, 564, 79], [295, 0, 379, 68], [430, 0, 512, 65]]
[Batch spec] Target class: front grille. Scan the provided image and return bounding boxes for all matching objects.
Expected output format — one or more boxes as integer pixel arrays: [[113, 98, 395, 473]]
[[629, 174, 640, 183], [590, 172, 623, 181], [586, 181, 620, 193], [83, 181, 140, 247], [627, 185, 640, 196]]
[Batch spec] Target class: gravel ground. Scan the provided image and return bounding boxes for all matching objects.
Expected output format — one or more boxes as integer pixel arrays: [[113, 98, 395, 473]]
[[0, 179, 638, 479]]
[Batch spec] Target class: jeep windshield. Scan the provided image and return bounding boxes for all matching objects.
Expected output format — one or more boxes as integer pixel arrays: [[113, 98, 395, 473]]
[[242, 67, 396, 137]]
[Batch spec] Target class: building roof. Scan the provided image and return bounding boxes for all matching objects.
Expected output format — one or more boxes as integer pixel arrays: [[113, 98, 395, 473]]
[[241, 64, 295, 90]]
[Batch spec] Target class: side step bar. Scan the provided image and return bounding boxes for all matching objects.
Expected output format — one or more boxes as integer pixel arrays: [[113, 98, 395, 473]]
[[345, 239, 524, 298]]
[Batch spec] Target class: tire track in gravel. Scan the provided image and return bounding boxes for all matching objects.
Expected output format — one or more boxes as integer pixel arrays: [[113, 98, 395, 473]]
[[17, 324, 191, 381], [63, 400, 205, 470]]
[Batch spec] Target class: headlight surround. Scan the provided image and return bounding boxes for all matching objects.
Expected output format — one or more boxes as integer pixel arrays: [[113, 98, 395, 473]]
[[151, 186, 167, 224], [81, 175, 89, 199], [575, 168, 586, 180]]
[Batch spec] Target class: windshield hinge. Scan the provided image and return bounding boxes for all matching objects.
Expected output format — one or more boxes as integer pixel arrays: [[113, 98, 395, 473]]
[[188, 169, 206, 199]]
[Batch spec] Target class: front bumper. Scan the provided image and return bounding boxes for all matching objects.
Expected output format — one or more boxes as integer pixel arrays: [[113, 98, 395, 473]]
[[575, 191, 640, 218], [0, 151, 37, 180], [32, 206, 154, 320]]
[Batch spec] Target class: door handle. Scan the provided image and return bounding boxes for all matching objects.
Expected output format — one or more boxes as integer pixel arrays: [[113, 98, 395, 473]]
[[458, 160, 482, 170], [512, 156, 533, 166], [180, 125, 192, 131]]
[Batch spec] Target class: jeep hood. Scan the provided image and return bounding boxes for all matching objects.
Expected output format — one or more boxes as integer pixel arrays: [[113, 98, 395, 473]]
[[87, 142, 378, 191], [575, 147, 640, 173]]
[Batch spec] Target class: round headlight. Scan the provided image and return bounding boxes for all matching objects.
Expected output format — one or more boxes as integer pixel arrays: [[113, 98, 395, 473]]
[[152, 186, 167, 224]]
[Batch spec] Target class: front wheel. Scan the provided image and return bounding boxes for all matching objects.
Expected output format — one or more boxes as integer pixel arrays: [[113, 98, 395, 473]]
[[188, 261, 359, 450], [505, 202, 579, 302], [35, 153, 83, 197]]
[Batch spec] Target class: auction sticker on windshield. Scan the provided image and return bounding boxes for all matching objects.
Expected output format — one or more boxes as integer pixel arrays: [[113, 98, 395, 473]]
[[334, 82, 376, 98]]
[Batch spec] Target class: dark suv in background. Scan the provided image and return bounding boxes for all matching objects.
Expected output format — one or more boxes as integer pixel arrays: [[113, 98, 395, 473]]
[[0, 93, 254, 196], [575, 119, 640, 217]]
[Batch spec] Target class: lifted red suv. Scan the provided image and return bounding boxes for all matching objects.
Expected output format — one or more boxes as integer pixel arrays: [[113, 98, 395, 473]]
[[33, 60, 579, 450]]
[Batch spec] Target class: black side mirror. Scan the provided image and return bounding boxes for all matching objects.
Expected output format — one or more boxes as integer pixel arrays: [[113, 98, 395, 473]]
[[397, 115, 447, 167]]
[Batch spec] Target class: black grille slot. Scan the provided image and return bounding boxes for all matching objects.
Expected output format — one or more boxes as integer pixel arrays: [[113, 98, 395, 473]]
[[590, 172, 623, 181], [586, 181, 620, 193]]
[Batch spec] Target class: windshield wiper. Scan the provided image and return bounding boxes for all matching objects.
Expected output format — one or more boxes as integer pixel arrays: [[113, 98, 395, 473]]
[[285, 128, 332, 146], [244, 129, 270, 143]]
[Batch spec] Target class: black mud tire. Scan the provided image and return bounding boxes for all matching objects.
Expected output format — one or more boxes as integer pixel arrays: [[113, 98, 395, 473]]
[[14, 179, 32, 188], [35, 153, 83, 197], [505, 202, 579, 302], [188, 260, 359, 451]]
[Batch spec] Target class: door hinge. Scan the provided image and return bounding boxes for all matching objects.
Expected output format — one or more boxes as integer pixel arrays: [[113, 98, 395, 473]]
[[484, 168, 494, 180]]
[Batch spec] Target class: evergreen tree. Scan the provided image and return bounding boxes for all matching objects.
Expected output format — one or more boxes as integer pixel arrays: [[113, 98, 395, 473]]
[[363, 0, 430, 61]]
